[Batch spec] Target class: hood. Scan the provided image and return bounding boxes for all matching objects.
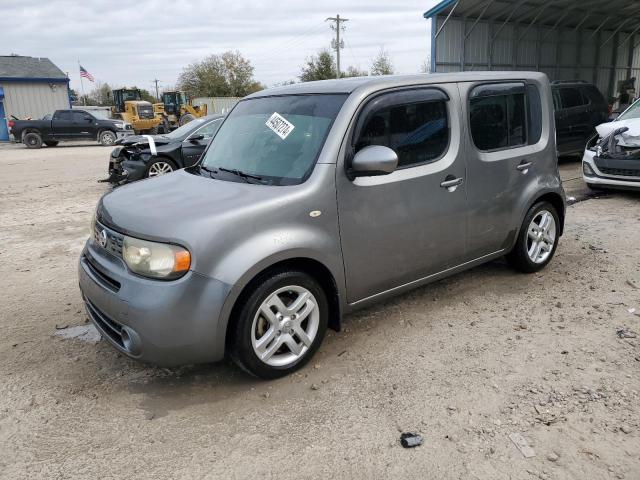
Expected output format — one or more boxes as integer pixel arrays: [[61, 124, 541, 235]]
[[596, 118, 640, 147], [97, 169, 296, 246], [117, 134, 172, 147]]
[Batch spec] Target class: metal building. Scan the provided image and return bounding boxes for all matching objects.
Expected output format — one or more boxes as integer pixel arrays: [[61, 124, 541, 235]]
[[424, 0, 640, 101], [0, 55, 70, 141]]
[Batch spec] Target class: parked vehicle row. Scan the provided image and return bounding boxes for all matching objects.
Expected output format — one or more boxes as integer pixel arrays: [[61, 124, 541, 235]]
[[9, 109, 133, 148], [80, 72, 566, 379]]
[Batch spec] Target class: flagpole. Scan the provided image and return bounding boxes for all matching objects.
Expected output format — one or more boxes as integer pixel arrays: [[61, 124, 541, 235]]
[[78, 60, 86, 106]]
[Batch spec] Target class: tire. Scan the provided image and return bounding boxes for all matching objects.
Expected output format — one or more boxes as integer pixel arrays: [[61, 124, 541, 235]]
[[44, 141, 59, 147], [507, 201, 560, 273], [179, 113, 195, 126], [99, 130, 117, 146], [23, 132, 42, 149], [148, 126, 159, 135], [229, 269, 329, 379], [145, 158, 176, 178]]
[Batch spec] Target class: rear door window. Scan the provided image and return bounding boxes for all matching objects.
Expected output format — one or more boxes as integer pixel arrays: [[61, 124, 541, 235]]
[[469, 83, 527, 151]]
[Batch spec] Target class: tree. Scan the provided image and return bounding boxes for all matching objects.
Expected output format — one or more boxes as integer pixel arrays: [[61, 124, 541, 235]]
[[344, 65, 368, 77], [299, 49, 336, 82], [370, 48, 394, 76], [88, 82, 112, 106], [139, 88, 157, 103], [177, 51, 264, 97]]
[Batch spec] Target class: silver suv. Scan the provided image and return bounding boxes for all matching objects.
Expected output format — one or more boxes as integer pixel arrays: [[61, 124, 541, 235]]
[[79, 72, 565, 378]]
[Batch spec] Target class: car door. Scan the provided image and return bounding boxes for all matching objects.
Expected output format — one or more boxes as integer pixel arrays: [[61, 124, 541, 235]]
[[51, 110, 76, 139], [72, 111, 97, 139], [558, 87, 589, 153], [181, 118, 223, 166], [460, 81, 546, 258], [336, 85, 467, 303]]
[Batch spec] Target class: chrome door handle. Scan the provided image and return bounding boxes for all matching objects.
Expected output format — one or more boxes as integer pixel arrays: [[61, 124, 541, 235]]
[[516, 161, 533, 172], [440, 176, 463, 192]]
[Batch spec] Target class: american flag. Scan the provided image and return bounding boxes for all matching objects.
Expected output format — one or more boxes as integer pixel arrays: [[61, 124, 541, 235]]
[[80, 65, 94, 82]]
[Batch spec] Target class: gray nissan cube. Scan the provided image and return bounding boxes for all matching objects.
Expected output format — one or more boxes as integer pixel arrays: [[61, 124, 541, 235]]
[[79, 72, 565, 378]]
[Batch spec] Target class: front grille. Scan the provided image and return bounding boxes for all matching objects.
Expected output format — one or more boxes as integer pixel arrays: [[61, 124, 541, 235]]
[[93, 222, 124, 258], [84, 297, 125, 348], [599, 167, 640, 178], [84, 254, 121, 292], [137, 105, 154, 119]]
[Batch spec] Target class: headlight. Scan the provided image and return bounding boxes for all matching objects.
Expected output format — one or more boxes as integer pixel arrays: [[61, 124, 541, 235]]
[[123, 236, 190, 279], [116, 122, 125, 129]]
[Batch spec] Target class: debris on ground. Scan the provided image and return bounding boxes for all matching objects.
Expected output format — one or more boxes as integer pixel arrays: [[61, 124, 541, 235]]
[[54, 324, 101, 343], [616, 328, 637, 339], [400, 433, 423, 448], [626, 279, 639, 289], [509, 432, 536, 458]]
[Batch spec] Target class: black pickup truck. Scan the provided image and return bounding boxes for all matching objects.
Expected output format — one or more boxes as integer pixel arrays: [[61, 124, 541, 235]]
[[9, 109, 134, 148]]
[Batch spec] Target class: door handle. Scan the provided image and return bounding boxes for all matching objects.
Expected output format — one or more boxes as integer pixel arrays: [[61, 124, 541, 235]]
[[440, 176, 463, 192], [516, 161, 533, 173]]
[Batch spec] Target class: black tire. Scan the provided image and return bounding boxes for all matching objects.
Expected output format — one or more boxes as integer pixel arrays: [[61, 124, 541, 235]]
[[229, 269, 329, 379], [145, 158, 177, 178], [148, 126, 159, 135], [159, 118, 170, 134], [44, 141, 59, 147], [179, 113, 195, 126], [23, 132, 42, 149], [99, 130, 117, 146], [507, 201, 560, 273]]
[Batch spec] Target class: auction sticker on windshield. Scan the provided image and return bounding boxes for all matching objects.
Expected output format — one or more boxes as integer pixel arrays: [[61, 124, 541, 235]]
[[265, 112, 295, 140]]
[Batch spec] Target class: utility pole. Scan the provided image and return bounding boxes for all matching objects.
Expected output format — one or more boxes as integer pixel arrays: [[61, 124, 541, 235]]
[[326, 14, 348, 78], [152, 79, 161, 101]]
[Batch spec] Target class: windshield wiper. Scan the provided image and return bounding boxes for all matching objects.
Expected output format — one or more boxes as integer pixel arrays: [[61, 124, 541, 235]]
[[199, 164, 218, 178], [218, 167, 263, 183]]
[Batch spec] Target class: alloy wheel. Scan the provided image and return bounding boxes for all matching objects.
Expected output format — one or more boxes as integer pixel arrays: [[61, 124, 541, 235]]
[[526, 210, 556, 264], [251, 285, 320, 367], [147, 162, 174, 177]]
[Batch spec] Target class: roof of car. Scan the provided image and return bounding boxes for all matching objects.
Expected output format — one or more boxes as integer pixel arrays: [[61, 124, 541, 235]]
[[247, 71, 549, 99]]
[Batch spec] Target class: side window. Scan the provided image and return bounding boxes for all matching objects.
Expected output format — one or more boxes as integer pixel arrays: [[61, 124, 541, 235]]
[[197, 119, 222, 139], [559, 88, 585, 108], [73, 111, 89, 122], [469, 83, 526, 151], [354, 90, 449, 169], [54, 111, 72, 121]]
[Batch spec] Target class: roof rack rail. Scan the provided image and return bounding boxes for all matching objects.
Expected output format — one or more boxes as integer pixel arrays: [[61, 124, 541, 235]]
[[551, 80, 589, 85]]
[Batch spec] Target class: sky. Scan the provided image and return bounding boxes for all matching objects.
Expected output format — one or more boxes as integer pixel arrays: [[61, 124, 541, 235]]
[[3, 0, 438, 95]]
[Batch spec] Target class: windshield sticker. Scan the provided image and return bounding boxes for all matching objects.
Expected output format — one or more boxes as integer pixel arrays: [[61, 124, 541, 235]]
[[265, 112, 295, 140]]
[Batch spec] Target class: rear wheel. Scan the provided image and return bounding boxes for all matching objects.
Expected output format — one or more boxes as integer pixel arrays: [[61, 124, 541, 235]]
[[507, 201, 560, 273], [44, 141, 59, 147], [23, 132, 42, 149], [159, 118, 170, 134], [146, 158, 176, 178], [229, 269, 328, 379], [99, 130, 117, 146]]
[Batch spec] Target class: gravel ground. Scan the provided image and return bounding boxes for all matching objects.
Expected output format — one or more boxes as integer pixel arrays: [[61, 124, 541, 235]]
[[0, 143, 639, 480]]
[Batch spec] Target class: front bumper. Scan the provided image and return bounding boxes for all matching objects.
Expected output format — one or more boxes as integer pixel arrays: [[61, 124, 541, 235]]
[[582, 148, 640, 190], [105, 148, 148, 184], [116, 129, 134, 140], [78, 236, 232, 366]]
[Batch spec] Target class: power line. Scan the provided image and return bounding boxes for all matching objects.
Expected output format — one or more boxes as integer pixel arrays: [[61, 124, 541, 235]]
[[326, 14, 348, 78]]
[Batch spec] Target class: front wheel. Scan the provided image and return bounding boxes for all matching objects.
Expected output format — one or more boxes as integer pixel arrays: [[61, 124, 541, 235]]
[[145, 158, 176, 178], [229, 269, 328, 379], [99, 130, 117, 146], [507, 201, 560, 273]]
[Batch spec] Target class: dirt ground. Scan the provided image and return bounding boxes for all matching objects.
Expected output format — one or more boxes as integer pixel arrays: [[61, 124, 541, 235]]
[[0, 142, 639, 480]]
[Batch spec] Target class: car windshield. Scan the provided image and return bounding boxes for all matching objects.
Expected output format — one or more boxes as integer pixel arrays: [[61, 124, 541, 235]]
[[617, 98, 640, 121], [200, 94, 348, 185], [163, 117, 210, 139]]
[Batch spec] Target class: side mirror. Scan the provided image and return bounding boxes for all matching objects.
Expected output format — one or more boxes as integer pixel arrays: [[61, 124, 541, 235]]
[[85, 116, 93, 122], [350, 145, 398, 177], [189, 133, 204, 143]]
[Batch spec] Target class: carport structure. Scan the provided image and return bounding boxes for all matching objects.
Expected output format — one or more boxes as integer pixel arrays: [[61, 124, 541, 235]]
[[424, 0, 640, 100]]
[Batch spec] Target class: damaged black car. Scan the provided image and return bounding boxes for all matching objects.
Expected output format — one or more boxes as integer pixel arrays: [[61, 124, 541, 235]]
[[104, 114, 224, 184]]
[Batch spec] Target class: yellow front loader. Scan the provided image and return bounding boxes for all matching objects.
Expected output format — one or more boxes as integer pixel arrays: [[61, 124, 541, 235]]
[[111, 88, 163, 134], [153, 91, 207, 131]]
